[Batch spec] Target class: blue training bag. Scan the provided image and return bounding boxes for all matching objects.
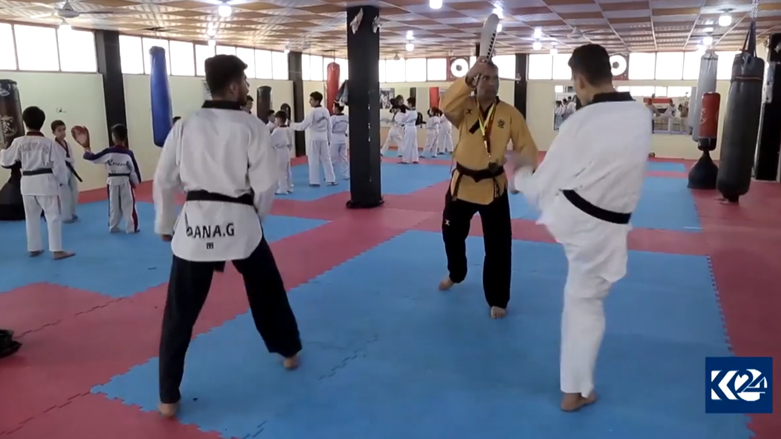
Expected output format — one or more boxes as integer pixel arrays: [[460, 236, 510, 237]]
[[149, 46, 172, 147]]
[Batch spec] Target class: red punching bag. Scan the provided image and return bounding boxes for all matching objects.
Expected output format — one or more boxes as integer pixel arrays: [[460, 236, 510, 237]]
[[326, 62, 340, 114], [698, 92, 721, 151], [429, 87, 440, 109]]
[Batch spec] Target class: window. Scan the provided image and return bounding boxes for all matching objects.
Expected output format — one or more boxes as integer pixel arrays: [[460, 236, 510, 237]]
[[142, 38, 170, 74], [194, 44, 215, 76], [682, 51, 701, 80], [385, 59, 405, 82], [654, 52, 684, 80], [57, 28, 97, 72], [169, 40, 195, 76], [255, 50, 272, 79], [469, 56, 476, 67], [617, 85, 631, 93], [527, 54, 552, 80], [235, 47, 255, 78], [271, 51, 287, 80], [335, 57, 348, 80], [654, 86, 667, 97], [310, 55, 323, 81], [716, 51, 738, 80], [119, 35, 144, 74], [405, 58, 426, 82], [494, 54, 516, 80], [551, 53, 572, 80], [215, 45, 235, 56], [667, 86, 692, 97], [630, 86, 655, 97], [554, 85, 565, 93], [379, 60, 386, 83], [628, 53, 655, 80], [301, 54, 310, 80], [14, 25, 59, 71], [0, 23, 17, 70], [427, 58, 446, 81]]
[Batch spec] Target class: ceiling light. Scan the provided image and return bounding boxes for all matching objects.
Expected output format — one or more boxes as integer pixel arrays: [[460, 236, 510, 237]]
[[550, 48, 557, 55], [59, 23, 72, 33], [206, 27, 216, 37], [493, 7, 503, 19], [533, 27, 542, 39], [207, 38, 216, 48], [406, 30, 414, 39], [533, 41, 542, 51], [429, 0, 443, 10], [497, 23, 502, 32], [718, 14, 732, 27], [218, 3, 232, 18], [703, 36, 714, 46], [697, 44, 706, 52], [406, 42, 414, 52], [703, 27, 714, 33]]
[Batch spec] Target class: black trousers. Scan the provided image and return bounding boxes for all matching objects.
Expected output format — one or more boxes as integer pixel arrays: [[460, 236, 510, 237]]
[[158, 237, 302, 404], [442, 190, 512, 308]]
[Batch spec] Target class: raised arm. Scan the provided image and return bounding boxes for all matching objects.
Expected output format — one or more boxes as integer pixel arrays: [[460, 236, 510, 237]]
[[439, 77, 473, 128], [0, 140, 20, 169], [247, 121, 278, 221], [290, 110, 314, 131], [83, 148, 112, 164], [153, 124, 182, 237]]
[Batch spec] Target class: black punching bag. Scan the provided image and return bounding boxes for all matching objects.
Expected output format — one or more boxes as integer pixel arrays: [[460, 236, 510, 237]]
[[256, 86, 272, 124], [0, 79, 25, 221], [755, 33, 781, 181], [717, 21, 765, 203]]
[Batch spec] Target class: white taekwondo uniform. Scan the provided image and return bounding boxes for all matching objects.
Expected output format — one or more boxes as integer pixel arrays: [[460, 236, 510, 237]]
[[513, 92, 651, 398], [399, 109, 419, 164], [55, 138, 81, 222], [423, 114, 440, 158], [329, 113, 349, 180], [153, 99, 301, 406], [438, 117, 454, 154], [291, 106, 335, 185], [381, 111, 403, 156], [83, 146, 141, 233], [0, 132, 69, 253], [270, 124, 295, 193]]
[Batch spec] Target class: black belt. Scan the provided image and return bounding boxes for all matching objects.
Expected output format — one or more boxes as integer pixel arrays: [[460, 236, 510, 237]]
[[66, 163, 82, 182], [562, 190, 632, 225], [186, 190, 254, 206], [452, 163, 505, 200], [22, 168, 52, 176], [109, 173, 131, 177]]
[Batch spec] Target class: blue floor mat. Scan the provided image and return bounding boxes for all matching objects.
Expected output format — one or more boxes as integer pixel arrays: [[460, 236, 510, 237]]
[[510, 176, 701, 232], [0, 201, 326, 296], [648, 161, 687, 172], [94, 231, 746, 439], [281, 162, 450, 201]]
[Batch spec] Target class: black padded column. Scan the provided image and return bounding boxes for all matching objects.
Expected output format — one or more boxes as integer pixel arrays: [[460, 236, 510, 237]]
[[755, 34, 781, 181], [288, 51, 306, 157], [474, 43, 480, 57], [94, 30, 126, 145], [346, 5, 382, 208], [514, 53, 528, 118]]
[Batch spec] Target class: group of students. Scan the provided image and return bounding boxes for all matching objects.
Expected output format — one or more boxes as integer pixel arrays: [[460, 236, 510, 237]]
[[0, 108, 141, 261], [380, 96, 455, 163]]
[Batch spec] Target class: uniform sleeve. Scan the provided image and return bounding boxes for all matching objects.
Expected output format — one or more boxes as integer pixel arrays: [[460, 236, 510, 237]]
[[248, 122, 278, 221], [50, 140, 69, 186], [326, 114, 332, 144], [290, 110, 313, 131], [510, 109, 539, 169], [153, 125, 182, 236], [440, 77, 473, 128], [514, 120, 573, 211], [83, 148, 112, 164], [0, 140, 20, 168], [287, 128, 295, 152]]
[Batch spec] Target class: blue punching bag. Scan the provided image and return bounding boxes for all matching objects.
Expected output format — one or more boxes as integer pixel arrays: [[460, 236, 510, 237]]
[[149, 46, 172, 147]]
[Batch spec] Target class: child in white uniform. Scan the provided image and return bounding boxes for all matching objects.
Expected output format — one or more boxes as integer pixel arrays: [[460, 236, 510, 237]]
[[423, 108, 440, 158], [270, 111, 295, 194], [51, 120, 81, 222], [329, 104, 349, 180]]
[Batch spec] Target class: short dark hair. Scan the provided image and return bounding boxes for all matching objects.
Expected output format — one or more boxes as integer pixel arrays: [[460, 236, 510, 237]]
[[334, 103, 344, 112], [267, 110, 275, 117], [310, 91, 323, 103], [111, 124, 128, 142], [274, 110, 288, 122], [204, 55, 247, 96], [172, 116, 181, 124], [246, 95, 254, 102], [51, 119, 66, 131], [22, 106, 45, 131], [407, 97, 416, 107], [568, 44, 613, 86]]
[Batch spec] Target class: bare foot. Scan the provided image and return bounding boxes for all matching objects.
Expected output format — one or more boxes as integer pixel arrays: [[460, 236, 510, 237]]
[[29, 250, 44, 257], [283, 354, 300, 370], [158, 402, 179, 418], [53, 251, 75, 260], [561, 392, 597, 412], [438, 277, 455, 291], [490, 306, 506, 319]]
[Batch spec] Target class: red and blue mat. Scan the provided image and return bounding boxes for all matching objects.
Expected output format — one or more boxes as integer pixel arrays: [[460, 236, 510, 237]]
[[0, 155, 779, 439]]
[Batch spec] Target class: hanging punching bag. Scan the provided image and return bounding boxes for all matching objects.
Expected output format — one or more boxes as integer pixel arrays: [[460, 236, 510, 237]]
[[326, 62, 340, 114], [429, 87, 440, 109], [688, 92, 721, 189], [149, 46, 172, 147], [690, 51, 718, 141], [0, 79, 25, 221], [755, 33, 781, 181], [336, 80, 349, 106], [717, 21, 765, 203], [257, 86, 272, 124]]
